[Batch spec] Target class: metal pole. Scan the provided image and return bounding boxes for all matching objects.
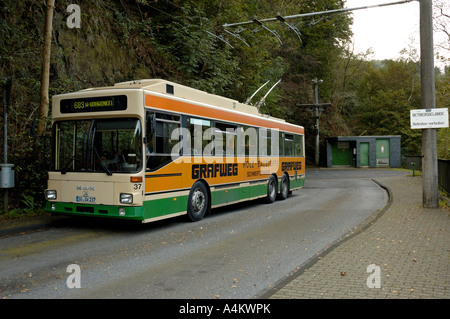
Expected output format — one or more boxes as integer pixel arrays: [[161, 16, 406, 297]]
[[313, 78, 323, 167], [3, 83, 7, 165], [3, 83, 7, 213], [2, 78, 12, 213], [420, 0, 439, 208]]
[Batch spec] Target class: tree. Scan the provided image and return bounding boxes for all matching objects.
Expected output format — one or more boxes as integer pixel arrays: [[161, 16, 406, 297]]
[[36, 0, 55, 136], [434, 0, 450, 55]]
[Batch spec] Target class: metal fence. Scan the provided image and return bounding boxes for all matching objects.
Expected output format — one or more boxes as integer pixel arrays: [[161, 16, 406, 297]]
[[403, 156, 450, 194], [437, 159, 450, 194]]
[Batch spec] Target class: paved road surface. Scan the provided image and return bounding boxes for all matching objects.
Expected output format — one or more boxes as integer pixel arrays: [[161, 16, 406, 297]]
[[0, 169, 407, 299]]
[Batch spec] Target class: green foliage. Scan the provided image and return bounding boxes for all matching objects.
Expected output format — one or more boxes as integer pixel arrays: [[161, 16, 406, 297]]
[[330, 54, 449, 158]]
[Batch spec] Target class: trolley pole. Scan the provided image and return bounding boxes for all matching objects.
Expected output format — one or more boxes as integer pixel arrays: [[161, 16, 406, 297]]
[[420, 0, 439, 208]]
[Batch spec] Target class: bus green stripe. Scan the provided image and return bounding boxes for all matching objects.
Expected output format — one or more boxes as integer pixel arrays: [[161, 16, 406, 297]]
[[47, 177, 304, 221]]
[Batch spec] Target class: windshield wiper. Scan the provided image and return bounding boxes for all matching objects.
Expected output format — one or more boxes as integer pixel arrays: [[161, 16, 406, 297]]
[[88, 119, 112, 176], [61, 154, 75, 174], [61, 148, 81, 174], [92, 145, 112, 176]]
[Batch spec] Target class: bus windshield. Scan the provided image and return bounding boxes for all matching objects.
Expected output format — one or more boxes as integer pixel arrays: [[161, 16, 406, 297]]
[[53, 118, 142, 174]]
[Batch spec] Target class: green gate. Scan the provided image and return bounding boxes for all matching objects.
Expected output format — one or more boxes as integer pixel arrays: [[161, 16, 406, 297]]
[[376, 139, 390, 167], [332, 141, 351, 166], [360, 142, 369, 167]]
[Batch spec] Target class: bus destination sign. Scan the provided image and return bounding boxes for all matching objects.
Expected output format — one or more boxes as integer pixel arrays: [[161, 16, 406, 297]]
[[60, 95, 127, 113]]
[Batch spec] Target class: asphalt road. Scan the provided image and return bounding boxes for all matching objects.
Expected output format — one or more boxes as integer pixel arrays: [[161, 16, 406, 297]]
[[0, 168, 408, 299]]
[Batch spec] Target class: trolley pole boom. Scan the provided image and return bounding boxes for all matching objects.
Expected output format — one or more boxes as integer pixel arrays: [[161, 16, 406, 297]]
[[245, 80, 270, 105], [223, 0, 416, 28], [255, 79, 282, 110]]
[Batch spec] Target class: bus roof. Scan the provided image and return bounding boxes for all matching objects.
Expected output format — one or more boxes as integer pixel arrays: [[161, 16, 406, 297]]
[[87, 79, 279, 119], [80, 79, 304, 132], [116, 79, 245, 113]]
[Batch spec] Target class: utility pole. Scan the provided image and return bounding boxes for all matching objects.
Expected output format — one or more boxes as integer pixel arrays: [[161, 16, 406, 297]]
[[298, 78, 330, 166], [420, 0, 439, 208], [313, 78, 322, 166]]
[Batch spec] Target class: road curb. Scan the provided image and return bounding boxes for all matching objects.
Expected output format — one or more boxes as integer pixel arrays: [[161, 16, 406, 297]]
[[0, 215, 61, 238]]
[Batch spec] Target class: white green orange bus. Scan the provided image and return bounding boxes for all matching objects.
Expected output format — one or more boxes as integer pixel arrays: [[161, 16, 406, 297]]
[[45, 79, 305, 223]]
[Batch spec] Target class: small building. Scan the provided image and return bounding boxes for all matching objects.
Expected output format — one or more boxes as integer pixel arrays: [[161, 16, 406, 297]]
[[325, 136, 401, 168]]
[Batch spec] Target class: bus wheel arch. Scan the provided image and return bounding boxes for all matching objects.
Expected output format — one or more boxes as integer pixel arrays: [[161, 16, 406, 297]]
[[187, 179, 210, 222]]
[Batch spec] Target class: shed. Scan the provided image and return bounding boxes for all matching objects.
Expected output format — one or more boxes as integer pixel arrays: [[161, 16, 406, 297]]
[[325, 136, 401, 168]]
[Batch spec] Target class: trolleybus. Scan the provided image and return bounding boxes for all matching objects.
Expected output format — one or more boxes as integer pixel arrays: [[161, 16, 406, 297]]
[[45, 79, 305, 223]]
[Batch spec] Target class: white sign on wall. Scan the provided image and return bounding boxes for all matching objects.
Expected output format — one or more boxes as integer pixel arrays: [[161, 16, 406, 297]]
[[410, 108, 449, 129]]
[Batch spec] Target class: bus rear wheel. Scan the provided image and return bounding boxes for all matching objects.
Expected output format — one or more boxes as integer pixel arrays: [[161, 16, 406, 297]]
[[279, 174, 289, 200], [266, 175, 277, 203], [187, 181, 209, 222]]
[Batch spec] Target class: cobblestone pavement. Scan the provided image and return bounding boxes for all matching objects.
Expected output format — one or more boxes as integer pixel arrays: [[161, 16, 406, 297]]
[[269, 175, 449, 299]]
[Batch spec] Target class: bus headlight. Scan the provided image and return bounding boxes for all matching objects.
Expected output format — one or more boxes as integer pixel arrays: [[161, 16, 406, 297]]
[[120, 193, 133, 204], [46, 190, 57, 200]]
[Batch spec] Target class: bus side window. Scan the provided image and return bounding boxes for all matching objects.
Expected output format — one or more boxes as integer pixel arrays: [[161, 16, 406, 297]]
[[240, 126, 258, 158], [279, 132, 285, 157], [215, 122, 237, 157], [295, 134, 303, 157], [187, 117, 211, 156], [155, 114, 180, 154], [284, 134, 294, 157], [146, 111, 155, 154], [146, 112, 180, 171]]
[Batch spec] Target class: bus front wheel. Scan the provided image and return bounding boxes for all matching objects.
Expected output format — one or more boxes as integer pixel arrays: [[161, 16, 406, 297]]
[[187, 181, 209, 222]]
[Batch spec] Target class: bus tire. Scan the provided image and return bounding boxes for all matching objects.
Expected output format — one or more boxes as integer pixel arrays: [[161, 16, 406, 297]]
[[266, 175, 277, 204], [279, 174, 289, 200], [187, 181, 209, 222]]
